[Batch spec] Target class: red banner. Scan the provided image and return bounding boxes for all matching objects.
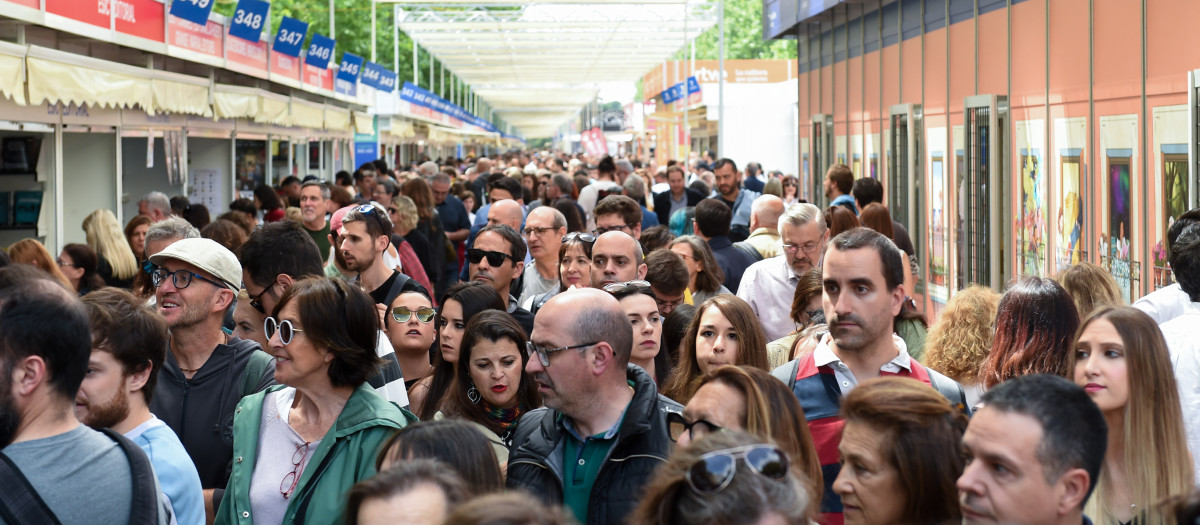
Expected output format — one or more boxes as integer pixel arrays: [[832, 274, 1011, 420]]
[[47, 0, 109, 28], [114, 0, 165, 43], [168, 16, 223, 59], [227, 35, 269, 78], [303, 64, 333, 92], [271, 50, 301, 83]]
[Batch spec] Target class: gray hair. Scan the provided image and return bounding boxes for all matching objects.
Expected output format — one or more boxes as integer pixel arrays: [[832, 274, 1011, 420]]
[[301, 180, 330, 200], [538, 206, 568, 230], [431, 173, 452, 186], [550, 174, 573, 195], [622, 174, 646, 202], [419, 161, 439, 176], [615, 159, 634, 174], [140, 191, 171, 215], [778, 202, 826, 234], [144, 217, 200, 258]]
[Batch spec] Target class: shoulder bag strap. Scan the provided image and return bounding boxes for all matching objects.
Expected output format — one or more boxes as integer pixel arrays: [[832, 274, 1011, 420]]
[[101, 428, 160, 525], [0, 452, 63, 525], [241, 350, 274, 398]]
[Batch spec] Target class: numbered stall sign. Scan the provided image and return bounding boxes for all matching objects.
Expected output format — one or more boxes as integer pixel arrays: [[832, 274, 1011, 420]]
[[305, 33, 336, 69], [228, 0, 269, 42], [273, 16, 309, 58], [361, 61, 397, 93], [336, 52, 363, 82], [169, 0, 216, 26]]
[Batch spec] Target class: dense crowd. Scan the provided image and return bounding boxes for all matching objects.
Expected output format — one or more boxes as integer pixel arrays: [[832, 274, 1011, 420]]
[[2, 150, 1200, 525]]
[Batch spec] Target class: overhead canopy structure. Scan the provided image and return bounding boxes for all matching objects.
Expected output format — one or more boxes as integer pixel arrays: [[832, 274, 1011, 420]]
[[386, 0, 718, 138]]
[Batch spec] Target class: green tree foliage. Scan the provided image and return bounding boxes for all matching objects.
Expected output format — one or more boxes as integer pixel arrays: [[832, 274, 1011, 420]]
[[679, 0, 797, 60]]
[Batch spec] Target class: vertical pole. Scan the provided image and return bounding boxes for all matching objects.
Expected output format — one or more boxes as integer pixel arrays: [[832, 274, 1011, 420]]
[[429, 56, 434, 91], [329, 0, 335, 41], [683, 1, 689, 159], [370, 0, 377, 62], [413, 40, 419, 87], [393, 6, 399, 77], [717, 0, 725, 159]]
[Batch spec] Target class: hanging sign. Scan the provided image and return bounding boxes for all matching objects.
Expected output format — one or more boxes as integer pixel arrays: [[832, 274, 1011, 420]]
[[305, 33, 335, 69], [169, 0, 215, 27], [336, 52, 363, 83], [273, 16, 308, 58], [361, 61, 397, 93], [228, 0, 269, 42]]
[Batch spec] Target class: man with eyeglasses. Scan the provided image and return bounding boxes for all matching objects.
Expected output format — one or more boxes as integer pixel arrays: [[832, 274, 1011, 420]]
[[590, 231, 648, 289], [239, 220, 409, 406], [519, 207, 567, 305], [146, 238, 275, 521], [469, 224, 535, 335], [737, 203, 828, 343], [593, 195, 643, 240], [508, 288, 681, 525]]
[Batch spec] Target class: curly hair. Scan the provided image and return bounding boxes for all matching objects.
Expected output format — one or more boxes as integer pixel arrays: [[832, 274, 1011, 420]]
[[923, 285, 1000, 383]]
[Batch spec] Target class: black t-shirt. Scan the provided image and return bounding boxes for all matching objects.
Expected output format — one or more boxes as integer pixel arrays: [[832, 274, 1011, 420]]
[[370, 271, 400, 305], [720, 196, 736, 210], [367, 269, 429, 306]]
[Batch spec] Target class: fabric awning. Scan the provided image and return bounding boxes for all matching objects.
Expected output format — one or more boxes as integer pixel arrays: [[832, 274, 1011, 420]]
[[353, 111, 373, 135], [0, 42, 26, 106], [26, 47, 151, 110], [151, 72, 212, 117], [256, 93, 290, 126], [213, 85, 257, 120], [325, 106, 351, 131], [389, 118, 416, 139], [290, 98, 324, 130]]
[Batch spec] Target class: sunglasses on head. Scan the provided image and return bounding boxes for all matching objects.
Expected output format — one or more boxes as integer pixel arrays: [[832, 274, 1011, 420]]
[[686, 444, 789, 494], [392, 306, 436, 323], [562, 232, 597, 244], [602, 280, 652, 295], [467, 248, 515, 267]]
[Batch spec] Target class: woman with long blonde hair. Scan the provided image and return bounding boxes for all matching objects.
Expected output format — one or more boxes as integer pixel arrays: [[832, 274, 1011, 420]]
[[1071, 306, 1193, 524], [8, 238, 72, 289], [83, 209, 139, 288]]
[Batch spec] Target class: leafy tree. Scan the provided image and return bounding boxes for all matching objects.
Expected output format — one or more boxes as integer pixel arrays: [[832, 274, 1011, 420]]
[[678, 0, 797, 60]]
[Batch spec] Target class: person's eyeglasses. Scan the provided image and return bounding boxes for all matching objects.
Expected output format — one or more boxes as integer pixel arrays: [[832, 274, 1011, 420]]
[[280, 442, 312, 499], [667, 412, 723, 443], [782, 241, 821, 254], [55, 258, 75, 268], [562, 232, 597, 244], [247, 282, 276, 314], [467, 248, 515, 267], [264, 317, 305, 345], [686, 444, 790, 494], [151, 268, 225, 290], [392, 306, 436, 323], [523, 226, 555, 238], [526, 340, 599, 367], [602, 280, 652, 295], [593, 223, 637, 235]]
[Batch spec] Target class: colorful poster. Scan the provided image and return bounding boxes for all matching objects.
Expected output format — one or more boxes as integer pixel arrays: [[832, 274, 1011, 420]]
[[1019, 150, 1045, 276], [1106, 155, 1133, 301], [1159, 150, 1187, 285], [1058, 156, 1083, 267], [1053, 117, 1087, 271]]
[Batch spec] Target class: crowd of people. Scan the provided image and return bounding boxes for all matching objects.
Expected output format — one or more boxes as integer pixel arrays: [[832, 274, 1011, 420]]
[[2, 150, 1200, 525]]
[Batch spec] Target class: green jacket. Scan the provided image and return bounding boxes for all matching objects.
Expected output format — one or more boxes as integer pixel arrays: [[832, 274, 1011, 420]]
[[214, 383, 411, 525]]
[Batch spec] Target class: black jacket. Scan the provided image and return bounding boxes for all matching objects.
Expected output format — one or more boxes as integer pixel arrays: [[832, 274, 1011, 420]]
[[150, 337, 276, 490], [708, 235, 757, 295], [652, 187, 705, 226], [506, 364, 682, 525]]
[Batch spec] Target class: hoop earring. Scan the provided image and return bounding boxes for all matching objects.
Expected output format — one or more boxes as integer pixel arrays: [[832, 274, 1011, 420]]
[[467, 385, 481, 404]]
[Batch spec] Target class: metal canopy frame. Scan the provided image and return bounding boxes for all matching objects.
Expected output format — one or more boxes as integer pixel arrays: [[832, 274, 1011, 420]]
[[385, 0, 718, 138]]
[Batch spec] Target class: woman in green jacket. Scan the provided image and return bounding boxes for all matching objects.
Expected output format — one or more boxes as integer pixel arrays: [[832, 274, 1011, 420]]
[[215, 277, 410, 525]]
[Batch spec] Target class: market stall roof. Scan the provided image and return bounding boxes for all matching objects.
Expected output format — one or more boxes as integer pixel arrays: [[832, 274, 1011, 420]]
[[385, 0, 718, 138]]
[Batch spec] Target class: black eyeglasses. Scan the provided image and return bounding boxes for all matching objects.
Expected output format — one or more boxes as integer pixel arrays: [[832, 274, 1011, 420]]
[[667, 412, 723, 443], [264, 317, 305, 345], [151, 268, 225, 290], [602, 280, 652, 295], [248, 282, 276, 314], [686, 444, 789, 494], [562, 232, 597, 244], [593, 223, 637, 235], [523, 226, 555, 237], [392, 306, 436, 323], [526, 340, 598, 367], [467, 248, 515, 267]]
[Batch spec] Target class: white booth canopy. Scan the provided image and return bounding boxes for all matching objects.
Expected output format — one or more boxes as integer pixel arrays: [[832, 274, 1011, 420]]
[[387, 0, 717, 138]]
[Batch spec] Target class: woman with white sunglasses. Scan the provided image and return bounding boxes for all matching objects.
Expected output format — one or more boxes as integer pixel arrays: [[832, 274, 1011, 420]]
[[214, 277, 410, 525]]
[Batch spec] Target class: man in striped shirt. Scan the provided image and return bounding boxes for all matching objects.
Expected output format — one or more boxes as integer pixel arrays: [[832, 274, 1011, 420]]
[[772, 227, 964, 525]]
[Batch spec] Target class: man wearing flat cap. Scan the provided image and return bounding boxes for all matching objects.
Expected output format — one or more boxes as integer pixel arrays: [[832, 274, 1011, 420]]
[[147, 238, 276, 522]]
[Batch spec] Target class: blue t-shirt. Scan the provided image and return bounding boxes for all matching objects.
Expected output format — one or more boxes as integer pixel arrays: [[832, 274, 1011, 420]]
[[127, 416, 205, 525], [437, 195, 472, 237]]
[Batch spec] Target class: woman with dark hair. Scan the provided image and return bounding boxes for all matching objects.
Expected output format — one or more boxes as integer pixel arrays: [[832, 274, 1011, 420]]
[[630, 431, 810, 525], [215, 277, 409, 525], [523, 232, 594, 313], [671, 365, 823, 521], [767, 267, 824, 367], [833, 376, 968, 525], [859, 202, 916, 295], [408, 282, 506, 420], [182, 203, 211, 230], [59, 243, 105, 295], [345, 459, 470, 525], [201, 219, 249, 254], [401, 177, 448, 287], [825, 205, 860, 239], [1071, 306, 1193, 523], [661, 295, 769, 403], [669, 235, 728, 305], [124, 214, 152, 260], [552, 198, 584, 233], [605, 280, 672, 384], [978, 276, 1080, 389], [781, 175, 801, 206], [438, 310, 541, 463], [253, 184, 286, 223], [661, 303, 696, 368], [376, 419, 504, 496]]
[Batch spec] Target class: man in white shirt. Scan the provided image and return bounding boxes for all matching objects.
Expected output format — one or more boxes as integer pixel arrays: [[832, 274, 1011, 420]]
[[1157, 222, 1200, 479], [1134, 208, 1200, 323], [737, 203, 827, 342]]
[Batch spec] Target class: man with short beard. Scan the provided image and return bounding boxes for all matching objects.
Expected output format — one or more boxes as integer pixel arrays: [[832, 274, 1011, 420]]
[[0, 267, 168, 524], [148, 238, 275, 521], [78, 288, 204, 525], [339, 203, 429, 308], [300, 180, 332, 259]]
